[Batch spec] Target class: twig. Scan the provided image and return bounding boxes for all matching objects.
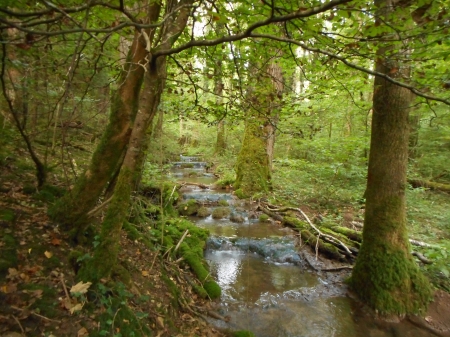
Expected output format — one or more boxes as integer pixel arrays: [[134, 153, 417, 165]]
[[174, 230, 189, 253], [11, 305, 61, 323], [60, 273, 70, 299], [12, 314, 25, 335], [87, 196, 113, 218]]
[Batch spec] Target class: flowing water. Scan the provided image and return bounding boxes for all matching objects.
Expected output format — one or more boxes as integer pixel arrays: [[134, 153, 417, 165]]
[[171, 156, 436, 337]]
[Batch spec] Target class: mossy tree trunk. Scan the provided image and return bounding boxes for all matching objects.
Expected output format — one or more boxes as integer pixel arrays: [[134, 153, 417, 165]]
[[234, 57, 283, 197], [350, 0, 432, 315], [79, 2, 193, 282], [48, 31, 147, 237]]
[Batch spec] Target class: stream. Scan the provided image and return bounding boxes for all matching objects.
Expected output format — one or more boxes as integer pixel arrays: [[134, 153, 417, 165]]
[[171, 156, 436, 337]]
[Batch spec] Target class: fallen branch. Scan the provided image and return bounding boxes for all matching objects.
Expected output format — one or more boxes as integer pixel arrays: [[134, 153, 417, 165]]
[[409, 239, 439, 248], [408, 178, 450, 193], [279, 205, 353, 255], [412, 251, 433, 264]]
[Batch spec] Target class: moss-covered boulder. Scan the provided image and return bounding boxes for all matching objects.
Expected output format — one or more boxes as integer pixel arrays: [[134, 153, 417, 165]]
[[212, 207, 231, 219], [197, 206, 211, 217], [230, 212, 245, 223], [177, 199, 200, 216]]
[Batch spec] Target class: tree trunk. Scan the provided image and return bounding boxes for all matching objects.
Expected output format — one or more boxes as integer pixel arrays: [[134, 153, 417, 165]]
[[234, 58, 283, 197], [78, 2, 193, 281], [48, 30, 148, 237], [234, 118, 272, 198], [350, 0, 432, 315]]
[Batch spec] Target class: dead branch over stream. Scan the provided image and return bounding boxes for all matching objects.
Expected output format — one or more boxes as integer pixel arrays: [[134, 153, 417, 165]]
[[259, 202, 434, 265]]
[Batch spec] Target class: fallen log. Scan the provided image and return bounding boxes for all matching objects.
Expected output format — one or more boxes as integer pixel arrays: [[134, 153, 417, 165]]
[[408, 179, 450, 193], [300, 230, 345, 261]]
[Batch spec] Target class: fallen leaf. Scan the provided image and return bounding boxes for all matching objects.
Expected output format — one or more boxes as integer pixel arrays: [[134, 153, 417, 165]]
[[77, 327, 89, 337], [70, 302, 84, 314], [142, 270, 149, 277], [425, 316, 433, 323], [70, 281, 92, 294], [156, 316, 164, 328], [51, 238, 62, 246], [44, 251, 53, 258]]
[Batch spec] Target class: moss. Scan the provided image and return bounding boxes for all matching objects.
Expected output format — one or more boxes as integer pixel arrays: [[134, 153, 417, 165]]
[[0, 233, 18, 275], [212, 207, 231, 219], [0, 208, 15, 224], [203, 280, 221, 299], [177, 199, 199, 216], [162, 273, 180, 309], [78, 168, 133, 283], [259, 214, 269, 222], [33, 184, 66, 203], [233, 331, 256, 337], [283, 216, 308, 230], [218, 199, 229, 206], [112, 263, 132, 286], [180, 163, 194, 168], [20, 283, 58, 318], [234, 188, 247, 199], [197, 206, 211, 217], [234, 119, 272, 197], [350, 242, 432, 315]]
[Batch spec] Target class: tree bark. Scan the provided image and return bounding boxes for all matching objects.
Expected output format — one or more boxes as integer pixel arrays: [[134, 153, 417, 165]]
[[79, 1, 193, 281], [48, 30, 148, 237], [350, 0, 432, 315]]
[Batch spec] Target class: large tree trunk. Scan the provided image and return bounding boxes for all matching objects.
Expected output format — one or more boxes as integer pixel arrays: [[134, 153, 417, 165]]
[[79, 2, 193, 281], [234, 56, 283, 197], [350, 0, 432, 315], [48, 31, 148, 237]]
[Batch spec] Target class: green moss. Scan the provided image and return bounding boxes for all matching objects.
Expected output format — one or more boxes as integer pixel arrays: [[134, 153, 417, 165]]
[[177, 199, 199, 216], [33, 184, 66, 203], [180, 163, 194, 168], [162, 273, 180, 309], [0, 233, 18, 275], [212, 207, 231, 219], [350, 240, 432, 315], [112, 263, 132, 286], [259, 214, 269, 222], [153, 218, 221, 299], [233, 331, 256, 337], [197, 206, 211, 217], [218, 199, 229, 206], [0, 208, 15, 224], [234, 188, 247, 199], [203, 280, 221, 299], [20, 283, 58, 318], [234, 119, 272, 197]]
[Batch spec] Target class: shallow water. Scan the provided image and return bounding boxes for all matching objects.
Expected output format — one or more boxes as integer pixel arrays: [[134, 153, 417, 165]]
[[172, 159, 436, 337]]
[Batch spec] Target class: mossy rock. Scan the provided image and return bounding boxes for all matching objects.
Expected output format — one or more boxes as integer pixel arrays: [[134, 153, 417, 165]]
[[212, 207, 231, 219], [180, 163, 194, 168], [197, 206, 211, 217], [259, 214, 269, 222], [218, 199, 229, 206], [230, 212, 245, 223], [177, 199, 199, 216]]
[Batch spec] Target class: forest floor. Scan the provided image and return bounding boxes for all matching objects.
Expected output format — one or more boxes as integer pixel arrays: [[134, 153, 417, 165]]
[[0, 156, 230, 337], [1, 146, 450, 337]]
